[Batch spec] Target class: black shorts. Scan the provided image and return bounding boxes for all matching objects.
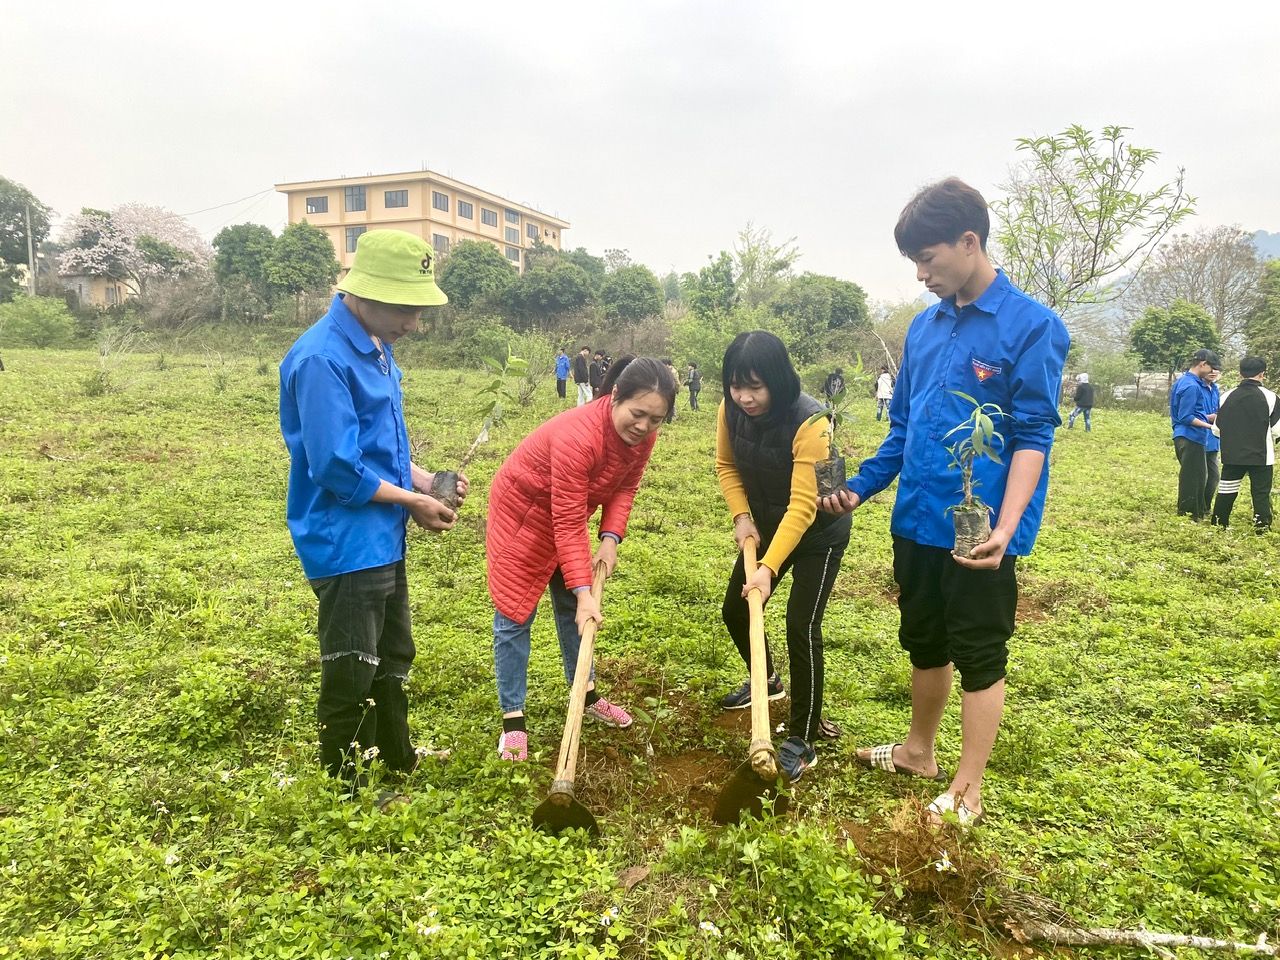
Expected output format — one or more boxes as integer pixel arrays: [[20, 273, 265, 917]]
[[892, 536, 1017, 692]]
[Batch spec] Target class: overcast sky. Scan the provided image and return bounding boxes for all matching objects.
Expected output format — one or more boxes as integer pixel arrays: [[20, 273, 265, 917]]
[[5, 0, 1278, 304]]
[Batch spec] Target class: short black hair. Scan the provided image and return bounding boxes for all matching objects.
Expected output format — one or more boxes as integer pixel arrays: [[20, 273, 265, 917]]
[[602, 356, 678, 415], [721, 330, 801, 421], [894, 177, 990, 256], [580, 345, 590, 352], [688, 360, 697, 368], [1190, 348, 1220, 368], [1241, 355, 1267, 378]]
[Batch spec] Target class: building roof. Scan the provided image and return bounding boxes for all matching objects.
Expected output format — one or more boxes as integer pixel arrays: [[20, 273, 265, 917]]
[[274, 169, 570, 228]]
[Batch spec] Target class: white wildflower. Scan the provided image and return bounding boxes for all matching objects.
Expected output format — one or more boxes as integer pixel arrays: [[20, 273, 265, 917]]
[[600, 906, 619, 927], [164, 853, 179, 867], [935, 850, 954, 873], [699, 921, 722, 937]]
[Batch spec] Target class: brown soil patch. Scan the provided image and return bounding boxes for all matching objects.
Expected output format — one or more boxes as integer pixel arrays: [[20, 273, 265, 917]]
[[1017, 577, 1110, 624], [649, 749, 735, 813], [711, 696, 790, 734]]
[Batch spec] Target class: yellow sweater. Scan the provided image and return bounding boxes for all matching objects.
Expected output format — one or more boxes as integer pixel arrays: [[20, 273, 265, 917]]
[[716, 400, 829, 574]]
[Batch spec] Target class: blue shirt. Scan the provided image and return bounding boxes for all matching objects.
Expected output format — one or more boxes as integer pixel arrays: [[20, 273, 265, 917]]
[[555, 353, 571, 379], [1169, 370, 1214, 448], [847, 270, 1069, 556], [280, 295, 412, 579]]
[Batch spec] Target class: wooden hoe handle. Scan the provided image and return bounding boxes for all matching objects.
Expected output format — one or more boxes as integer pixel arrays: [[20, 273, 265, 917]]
[[743, 539, 779, 780], [550, 561, 608, 803]]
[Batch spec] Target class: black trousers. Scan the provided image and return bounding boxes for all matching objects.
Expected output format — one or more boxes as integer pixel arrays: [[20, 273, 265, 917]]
[[1174, 436, 1210, 520], [688, 388, 700, 411], [1212, 463, 1274, 530], [556, 378, 567, 399], [892, 536, 1017, 693], [310, 560, 416, 780], [722, 542, 844, 743]]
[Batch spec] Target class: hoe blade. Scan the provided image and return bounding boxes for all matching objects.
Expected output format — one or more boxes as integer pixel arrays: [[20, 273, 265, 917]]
[[711, 758, 790, 826], [532, 792, 600, 837]]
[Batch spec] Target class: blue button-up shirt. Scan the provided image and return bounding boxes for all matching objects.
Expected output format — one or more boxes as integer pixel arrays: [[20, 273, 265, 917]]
[[280, 295, 412, 579], [555, 353, 571, 379], [1169, 370, 1214, 448], [848, 270, 1069, 556]]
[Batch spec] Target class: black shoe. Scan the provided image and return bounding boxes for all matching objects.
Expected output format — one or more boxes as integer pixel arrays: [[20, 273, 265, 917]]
[[720, 673, 784, 710], [777, 736, 817, 781]]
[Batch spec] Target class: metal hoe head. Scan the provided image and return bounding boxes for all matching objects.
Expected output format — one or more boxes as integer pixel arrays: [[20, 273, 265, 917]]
[[712, 750, 791, 825], [532, 781, 600, 837]]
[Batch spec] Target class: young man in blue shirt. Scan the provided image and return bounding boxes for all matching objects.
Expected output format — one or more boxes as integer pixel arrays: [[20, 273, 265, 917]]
[[819, 178, 1069, 827], [1168, 348, 1220, 521], [555, 348, 571, 400], [280, 230, 467, 797]]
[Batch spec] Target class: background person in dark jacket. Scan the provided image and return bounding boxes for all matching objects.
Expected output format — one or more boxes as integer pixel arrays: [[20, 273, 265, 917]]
[[1211, 355, 1280, 531], [1067, 373, 1095, 431], [685, 361, 702, 410], [589, 351, 606, 398], [822, 367, 845, 400], [573, 346, 591, 406]]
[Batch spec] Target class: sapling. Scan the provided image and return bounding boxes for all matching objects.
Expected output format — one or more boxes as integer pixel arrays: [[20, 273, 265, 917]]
[[805, 355, 867, 497], [429, 349, 527, 511], [942, 391, 1010, 558]]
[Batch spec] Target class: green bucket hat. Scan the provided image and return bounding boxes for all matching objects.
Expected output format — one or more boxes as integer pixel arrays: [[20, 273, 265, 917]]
[[336, 230, 449, 306]]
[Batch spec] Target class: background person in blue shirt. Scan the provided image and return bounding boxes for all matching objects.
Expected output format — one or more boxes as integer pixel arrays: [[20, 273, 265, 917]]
[[1168, 348, 1220, 521], [819, 178, 1069, 827], [280, 230, 467, 796], [555, 348, 571, 400]]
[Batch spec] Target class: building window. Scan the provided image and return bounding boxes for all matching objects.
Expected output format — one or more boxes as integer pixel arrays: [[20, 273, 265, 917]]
[[505, 226, 519, 244], [505, 209, 520, 224], [481, 208, 498, 227], [345, 225, 367, 253], [458, 200, 473, 219], [306, 196, 328, 214], [505, 246, 521, 262], [345, 185, 366, 212], [385, 189, 408, 208], [432, 191, 449, 212], [432, 234, 450, 255], [526, 223, 539, 239]]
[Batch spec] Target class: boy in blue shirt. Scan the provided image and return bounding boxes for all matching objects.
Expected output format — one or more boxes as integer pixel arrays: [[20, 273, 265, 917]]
[[555, 348, 571, 400], [820, 178, 1068, 827], [1168, 349, 1220, 520], [280, 230, 467, 797]]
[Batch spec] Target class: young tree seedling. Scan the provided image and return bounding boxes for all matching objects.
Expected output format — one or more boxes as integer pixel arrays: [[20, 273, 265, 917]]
[[942, 391, 1010, 558], [429, 348, 527, 511]]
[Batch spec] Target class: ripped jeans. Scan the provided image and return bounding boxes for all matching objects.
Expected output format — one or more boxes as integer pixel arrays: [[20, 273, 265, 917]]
[[310, 560, 416, 779]]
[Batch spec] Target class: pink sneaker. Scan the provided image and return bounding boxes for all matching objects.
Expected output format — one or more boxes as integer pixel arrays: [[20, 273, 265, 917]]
[[586, 697, 633, 729], [497, 730, 527, 761]]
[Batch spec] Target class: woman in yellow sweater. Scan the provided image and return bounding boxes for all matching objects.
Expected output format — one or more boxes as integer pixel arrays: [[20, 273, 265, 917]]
[[716, 331, 852, 781]]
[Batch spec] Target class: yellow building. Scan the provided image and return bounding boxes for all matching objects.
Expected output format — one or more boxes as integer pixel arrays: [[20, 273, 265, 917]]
[[274, 170, 570, 274], [60, 273, 137, 308]]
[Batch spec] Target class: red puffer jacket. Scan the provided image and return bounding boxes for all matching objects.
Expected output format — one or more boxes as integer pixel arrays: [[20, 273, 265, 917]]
[[487, 396, 658, 622]]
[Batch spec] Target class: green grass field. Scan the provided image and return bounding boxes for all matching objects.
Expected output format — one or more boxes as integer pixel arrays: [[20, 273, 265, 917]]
[[0, 346, 1276, 959]]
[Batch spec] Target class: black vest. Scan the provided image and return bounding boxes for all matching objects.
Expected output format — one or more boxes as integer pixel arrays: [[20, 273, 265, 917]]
[[727, 393, 851, 550]]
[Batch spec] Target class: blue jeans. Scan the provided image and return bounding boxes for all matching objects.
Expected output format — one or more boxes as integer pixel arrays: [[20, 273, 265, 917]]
[[876, 398, 890, 420], [1068, 406, 1091, 430], [493, 568, 593, 713]]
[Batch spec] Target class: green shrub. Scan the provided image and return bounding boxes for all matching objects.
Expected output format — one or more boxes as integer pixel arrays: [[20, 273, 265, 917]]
[[0, 296, 76, 349]]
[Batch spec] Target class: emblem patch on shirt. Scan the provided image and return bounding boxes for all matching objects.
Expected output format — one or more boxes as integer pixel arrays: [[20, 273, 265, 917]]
[[972, 358, 1002, 382]]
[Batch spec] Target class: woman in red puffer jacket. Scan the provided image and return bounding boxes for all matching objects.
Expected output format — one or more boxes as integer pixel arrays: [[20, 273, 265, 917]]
[[487, 356, 678, 761]]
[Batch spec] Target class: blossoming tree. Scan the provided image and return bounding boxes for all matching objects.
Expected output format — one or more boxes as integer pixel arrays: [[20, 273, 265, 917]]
[[58, 203, 212, 296]]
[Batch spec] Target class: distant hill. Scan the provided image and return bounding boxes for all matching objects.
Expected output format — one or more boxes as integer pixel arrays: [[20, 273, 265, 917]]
[[1254, 230, 1280, 260]]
